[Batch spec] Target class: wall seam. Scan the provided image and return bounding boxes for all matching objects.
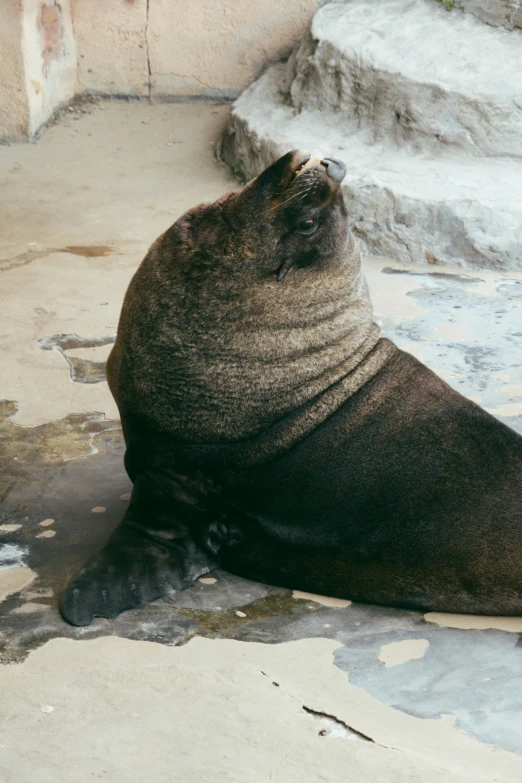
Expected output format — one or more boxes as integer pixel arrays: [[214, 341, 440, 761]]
[[145, 0, 152, 98]]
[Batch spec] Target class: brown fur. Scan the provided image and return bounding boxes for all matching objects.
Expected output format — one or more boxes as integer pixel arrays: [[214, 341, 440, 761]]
[[60, 151, 522, 626], [107, 151, 392, 457]]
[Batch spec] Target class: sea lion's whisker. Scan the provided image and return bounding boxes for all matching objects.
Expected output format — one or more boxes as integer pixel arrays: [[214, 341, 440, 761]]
[[269, 185, 313, 213], [271, 190, 312, 212], [272, 184, 311, 201]]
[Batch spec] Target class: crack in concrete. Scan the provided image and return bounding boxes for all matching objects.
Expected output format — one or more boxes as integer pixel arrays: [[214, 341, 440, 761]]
[[260, 668, 373, 745], [145, 0, 152, 98], [302, 705, 374, 742], [268, 748, 290, 780]]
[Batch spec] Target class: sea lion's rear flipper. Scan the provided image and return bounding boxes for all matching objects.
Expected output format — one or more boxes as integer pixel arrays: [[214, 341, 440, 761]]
[[60, 473, 218, 627]]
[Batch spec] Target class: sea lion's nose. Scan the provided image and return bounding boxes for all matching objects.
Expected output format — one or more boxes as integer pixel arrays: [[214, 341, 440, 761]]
[[322, 157, 347, 185]]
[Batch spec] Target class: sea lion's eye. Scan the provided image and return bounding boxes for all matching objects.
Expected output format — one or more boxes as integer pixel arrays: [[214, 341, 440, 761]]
[[298, 218, 317, 234]]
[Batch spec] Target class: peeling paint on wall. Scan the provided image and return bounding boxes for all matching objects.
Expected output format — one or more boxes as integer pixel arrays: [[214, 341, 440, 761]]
[[22, 0, 77, 137], [38, 3, 63, 73]]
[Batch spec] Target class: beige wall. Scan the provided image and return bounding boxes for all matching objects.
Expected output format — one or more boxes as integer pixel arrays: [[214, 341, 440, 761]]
[[1, 0, 323, 139], [71, 0, 324, 100], [0, 1, 29, 139], [148, 0, 325, 99], [1, 0, 77, 141], [71, 0, 149, 97]]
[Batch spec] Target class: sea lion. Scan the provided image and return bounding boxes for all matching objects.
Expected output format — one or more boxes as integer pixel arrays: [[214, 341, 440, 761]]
[[60, 150, 522, 627]]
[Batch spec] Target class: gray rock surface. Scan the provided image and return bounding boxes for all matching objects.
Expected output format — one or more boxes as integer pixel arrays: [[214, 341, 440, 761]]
[[444, 0, 522, 31], [221, 0, 522, 271]]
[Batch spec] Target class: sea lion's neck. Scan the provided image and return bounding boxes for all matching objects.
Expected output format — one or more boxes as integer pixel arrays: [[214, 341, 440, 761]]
[[117, 233, 395, 448]]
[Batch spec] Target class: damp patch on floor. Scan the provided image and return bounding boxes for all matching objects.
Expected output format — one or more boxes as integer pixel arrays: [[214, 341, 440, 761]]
[[1, 396, 522, 756], [38, 334, 116, 384], [369, 263, 522, 434], [335, 618, 522, 755]]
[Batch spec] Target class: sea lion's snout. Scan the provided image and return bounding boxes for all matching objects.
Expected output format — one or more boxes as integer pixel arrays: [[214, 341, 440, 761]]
[[321, 157, 347, 185], [223, 149, 351, 282], [290, 152, 346, 188]]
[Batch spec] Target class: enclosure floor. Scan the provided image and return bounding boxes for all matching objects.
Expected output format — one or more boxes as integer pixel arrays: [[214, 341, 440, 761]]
[[1, 101, 521, 782]]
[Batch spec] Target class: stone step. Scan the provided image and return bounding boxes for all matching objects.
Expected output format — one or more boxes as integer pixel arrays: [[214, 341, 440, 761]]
[[220, 64, 522, 271], [443, 0, 522, 32], [283, 0, 522, 158]]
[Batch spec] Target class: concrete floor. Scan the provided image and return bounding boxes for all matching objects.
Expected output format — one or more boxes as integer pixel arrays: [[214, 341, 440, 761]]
[[0, 101, 522, 782]]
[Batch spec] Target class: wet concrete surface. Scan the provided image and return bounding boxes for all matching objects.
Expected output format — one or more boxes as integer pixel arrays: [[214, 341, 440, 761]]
[[1, 101, 522, 774], [378, 268, 522, 429], [1, 401, 522, 754]]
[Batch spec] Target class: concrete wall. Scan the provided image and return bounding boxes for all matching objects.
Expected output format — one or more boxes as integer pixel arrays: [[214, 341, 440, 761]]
[[22, 0, 77, 136], [71, 0, 324, 100], [0, 2, 29, 139], [1, 0, 77, 141], [1, 0, 323, 140], [71, 0, 149, 97], [2, 0, 520, 141], [147, 0, 325, 100]]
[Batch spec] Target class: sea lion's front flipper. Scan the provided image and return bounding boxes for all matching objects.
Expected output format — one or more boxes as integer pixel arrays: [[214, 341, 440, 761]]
[[60, 473, 218, 626]]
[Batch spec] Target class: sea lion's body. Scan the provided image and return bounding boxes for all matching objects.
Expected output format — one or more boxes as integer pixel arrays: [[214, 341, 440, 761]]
[[61, 151, 522, 626], [221, 350, 522, 614]]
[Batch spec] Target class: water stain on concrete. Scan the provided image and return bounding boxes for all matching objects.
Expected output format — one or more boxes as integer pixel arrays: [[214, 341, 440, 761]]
[[370, 265, 522, 434], [38, 334, 116, 384], [0, 399, 121, 468], [498, 385, 522, 396], [62, 246, 113, 257], [335, 616, 522, 754], [175, 592, 319, 633], [364, 263, 427, 320], [382, 267, 480, 284], [0, 248, 55, 274], [0, 246, 113, 275], [1, 398, 522, 756]]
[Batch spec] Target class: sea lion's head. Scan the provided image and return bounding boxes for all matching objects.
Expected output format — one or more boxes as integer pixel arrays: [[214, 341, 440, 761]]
[[221, 150, 349, 282], [169, 150, 352, 290], [112, 150, 380, 444]]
